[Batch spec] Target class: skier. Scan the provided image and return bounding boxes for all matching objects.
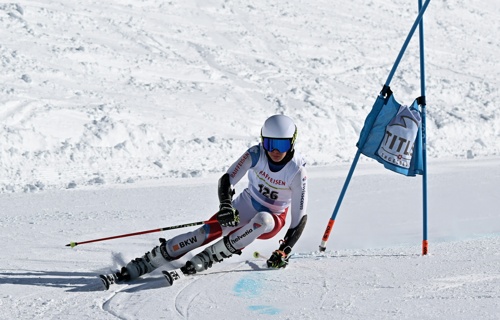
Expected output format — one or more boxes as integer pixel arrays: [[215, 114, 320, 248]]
[[111, 114, 308, 283]]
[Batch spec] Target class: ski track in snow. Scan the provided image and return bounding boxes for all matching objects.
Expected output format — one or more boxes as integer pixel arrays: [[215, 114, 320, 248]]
[[102, 286, 127, 320]]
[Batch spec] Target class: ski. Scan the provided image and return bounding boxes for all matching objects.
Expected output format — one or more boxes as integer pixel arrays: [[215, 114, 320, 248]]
[[99, 272, 120, 290], [162, 269, 183, 286], [98, 269, 185, 290], [99, 254, 275, 290]]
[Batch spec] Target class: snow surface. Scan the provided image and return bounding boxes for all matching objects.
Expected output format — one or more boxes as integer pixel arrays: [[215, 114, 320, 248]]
[[0, 0, 499, 319]]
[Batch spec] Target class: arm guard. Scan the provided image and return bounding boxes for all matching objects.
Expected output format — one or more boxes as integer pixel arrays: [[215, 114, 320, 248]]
[[279, 215, 307, 251], [218, 173, 235, 204]]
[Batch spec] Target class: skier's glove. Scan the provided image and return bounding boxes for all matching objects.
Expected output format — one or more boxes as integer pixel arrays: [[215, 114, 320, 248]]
[[266, 246, 291, 269], [216, 200, 240, 227]]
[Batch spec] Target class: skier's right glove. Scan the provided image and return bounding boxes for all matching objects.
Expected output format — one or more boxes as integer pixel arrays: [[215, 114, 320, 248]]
[[266, 246, 292, 269], [216, 200, 240, 227]]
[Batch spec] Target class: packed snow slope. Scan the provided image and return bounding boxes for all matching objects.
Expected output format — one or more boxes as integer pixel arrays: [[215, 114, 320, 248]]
[[0, 0, 498, 192], [0, 159, 499, 320]]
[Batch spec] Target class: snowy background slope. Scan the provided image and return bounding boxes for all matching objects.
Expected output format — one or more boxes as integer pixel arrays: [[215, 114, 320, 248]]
[[0, 0, 498, 192], [0, 0, 499, 319]]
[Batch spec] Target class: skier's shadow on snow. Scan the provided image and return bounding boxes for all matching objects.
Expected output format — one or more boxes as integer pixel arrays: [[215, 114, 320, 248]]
[[0, 268, 262, 294], [0, 270, 109, 292]]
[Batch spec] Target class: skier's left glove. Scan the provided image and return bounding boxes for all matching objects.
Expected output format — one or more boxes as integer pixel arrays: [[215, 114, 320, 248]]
[[266, 246, 292, 269]]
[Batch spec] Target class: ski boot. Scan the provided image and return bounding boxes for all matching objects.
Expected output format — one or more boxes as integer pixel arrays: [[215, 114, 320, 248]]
[[120, 238, 173, 281], [181, 236, 241, 275]]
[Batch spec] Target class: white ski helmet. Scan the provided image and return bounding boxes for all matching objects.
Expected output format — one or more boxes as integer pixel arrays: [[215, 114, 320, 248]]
[[261, 115, 297, 153]]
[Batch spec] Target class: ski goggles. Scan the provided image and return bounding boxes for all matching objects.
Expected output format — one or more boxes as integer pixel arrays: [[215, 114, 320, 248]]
[[262, 137, 293, 153]]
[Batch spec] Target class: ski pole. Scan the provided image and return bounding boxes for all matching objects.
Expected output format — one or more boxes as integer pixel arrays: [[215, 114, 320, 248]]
[[253, 251, 268, 260], [66, 219, 218, 248]]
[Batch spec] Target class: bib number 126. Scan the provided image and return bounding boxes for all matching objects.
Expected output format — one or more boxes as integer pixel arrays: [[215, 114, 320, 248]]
[[258, 184, 278, 200]]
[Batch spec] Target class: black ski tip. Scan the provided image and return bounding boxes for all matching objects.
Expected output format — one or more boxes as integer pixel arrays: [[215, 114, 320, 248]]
[[99, 274, 110, 290], [162, 270, 174, 286]]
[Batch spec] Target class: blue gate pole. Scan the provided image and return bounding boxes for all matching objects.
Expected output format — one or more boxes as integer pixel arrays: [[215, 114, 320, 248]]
[[318, 0, 432, 252], [418, 0, 429, 255], [319, 150, 361, 251], [385, 0, 432, 86]]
